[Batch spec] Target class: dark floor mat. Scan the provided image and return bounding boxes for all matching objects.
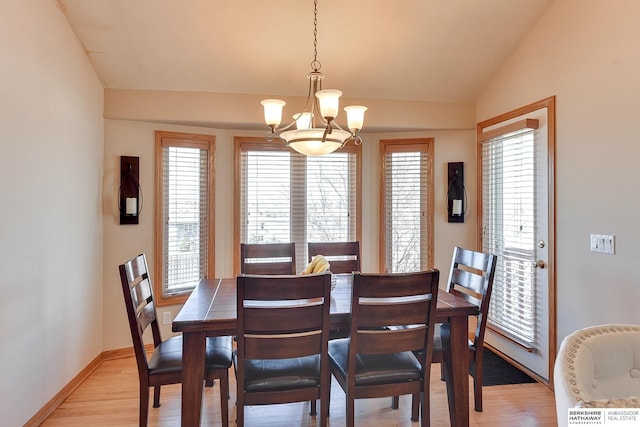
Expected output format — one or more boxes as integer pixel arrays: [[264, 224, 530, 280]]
[[476, 348, 537, 386]]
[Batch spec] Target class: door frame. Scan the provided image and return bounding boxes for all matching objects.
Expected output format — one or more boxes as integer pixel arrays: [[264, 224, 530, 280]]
[[476, 96, 556, 388]]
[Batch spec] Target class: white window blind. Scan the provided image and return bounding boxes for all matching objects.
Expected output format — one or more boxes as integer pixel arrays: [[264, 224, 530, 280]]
[[381, 141, 433, 273], [241, 150, 291, 244], [238, 140, 358, 270], [305, 153, 357, 242], [482, 129, 536, 345], [158, 136, 213, 299]]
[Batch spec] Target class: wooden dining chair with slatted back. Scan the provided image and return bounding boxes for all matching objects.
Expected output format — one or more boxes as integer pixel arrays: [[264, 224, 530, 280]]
[[328, 270, 440, 427], [240, 242, 297, 275], [308, 241, 361, 274], [234, 272, 332, 427], [391, 247, 497, 413], [435, 246, 497, 412], [119, 254, 233, 427]]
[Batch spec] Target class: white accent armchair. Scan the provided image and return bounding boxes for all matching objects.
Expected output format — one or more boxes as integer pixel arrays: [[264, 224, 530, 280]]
[[554, 324, 640, 427]]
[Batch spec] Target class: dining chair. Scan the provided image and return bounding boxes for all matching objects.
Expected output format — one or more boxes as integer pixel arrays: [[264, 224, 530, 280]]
[[118, 254, 233, 427], [234, 272, 332, 427], [394, 246, 497, 412], [436, 246, 497, 412], [308, 241, 360, 274], [240, 242, 297, 275], [328, 270, 440, 427]]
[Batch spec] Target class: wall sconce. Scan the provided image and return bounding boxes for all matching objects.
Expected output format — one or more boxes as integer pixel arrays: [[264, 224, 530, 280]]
[[119, 156, 142, 225], [447, 162, 466, 223]]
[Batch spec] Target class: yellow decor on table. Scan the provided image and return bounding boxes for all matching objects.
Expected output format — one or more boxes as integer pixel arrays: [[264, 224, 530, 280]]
[[302, 254, 331, 275], [302, 254, 336, 289]]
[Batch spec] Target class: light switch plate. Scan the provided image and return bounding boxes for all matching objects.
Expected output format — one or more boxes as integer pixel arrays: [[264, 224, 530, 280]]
[[162, 311, 171, 325], [590, 234, 615, 255]]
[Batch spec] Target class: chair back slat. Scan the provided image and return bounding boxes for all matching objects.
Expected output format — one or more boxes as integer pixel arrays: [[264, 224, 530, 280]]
[[241, 242, 296, 275], [357, 272, 433, 298], [243, 262, 295, 275], [357, 327, 428, 355], [245, 303, 325, 333], [357, 298, 432, 329], [450, 268, 485, 296], [308, 241, 360, 274], [125, 254, 149, 284], [242, 274, 325, 300], [323, 259, 359, 274], [245, 332, 323, 359]]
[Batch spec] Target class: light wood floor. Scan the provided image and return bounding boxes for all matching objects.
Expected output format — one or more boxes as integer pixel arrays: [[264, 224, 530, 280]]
[[42, 355, 558, 426]]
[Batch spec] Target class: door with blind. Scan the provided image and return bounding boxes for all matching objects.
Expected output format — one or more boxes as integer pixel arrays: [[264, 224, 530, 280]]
[[477, 97, 555, 382]]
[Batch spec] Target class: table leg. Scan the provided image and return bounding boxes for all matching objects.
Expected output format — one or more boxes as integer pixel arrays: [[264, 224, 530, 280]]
[[181, 331, 206, 427], [441, 318, 470, 427]]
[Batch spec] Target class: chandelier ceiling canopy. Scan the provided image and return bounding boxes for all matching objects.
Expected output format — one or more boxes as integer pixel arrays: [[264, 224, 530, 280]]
[[260, 0, 367, 156]]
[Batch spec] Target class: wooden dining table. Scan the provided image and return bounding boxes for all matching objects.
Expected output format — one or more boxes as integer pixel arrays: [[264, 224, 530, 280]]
[[173, 274, 479, 427]]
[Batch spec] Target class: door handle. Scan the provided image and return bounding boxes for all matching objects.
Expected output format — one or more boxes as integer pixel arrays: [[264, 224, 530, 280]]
[[533, 259, 546, 269]]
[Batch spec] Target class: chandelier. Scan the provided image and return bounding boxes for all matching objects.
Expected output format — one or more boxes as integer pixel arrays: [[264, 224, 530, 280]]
[[260, 0, 367, 156]]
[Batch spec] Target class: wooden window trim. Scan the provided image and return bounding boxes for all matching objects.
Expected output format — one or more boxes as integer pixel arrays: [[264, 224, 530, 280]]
[[379, 138, 435, 273], [154, 131, 215, 307]]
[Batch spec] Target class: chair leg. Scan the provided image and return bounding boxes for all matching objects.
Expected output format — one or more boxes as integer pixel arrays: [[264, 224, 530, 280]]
[[236, 391, 244, 427], [346, 392, 355, 427], [411, 392, 419, 422], [440, 362, 445, 381], [422, 388, 431, 427], [473, 358, 483, 412], [391, 395, 399, 409], [205, 379, 214, 387], [321, 383, 330, 427], [139, 385, 149, 427], [219, 371, 230, 427], [310, 399, 317, 416], [152, 385, 161, 408]]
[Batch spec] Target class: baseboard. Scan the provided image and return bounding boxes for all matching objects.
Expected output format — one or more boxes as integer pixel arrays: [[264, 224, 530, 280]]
[[23, 352, 105, 427], [24, 345, 149, 426]]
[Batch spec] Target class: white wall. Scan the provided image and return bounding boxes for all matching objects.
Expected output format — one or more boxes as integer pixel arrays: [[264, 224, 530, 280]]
[[0, 1, 104, 425], [477, 0, 640, 346]]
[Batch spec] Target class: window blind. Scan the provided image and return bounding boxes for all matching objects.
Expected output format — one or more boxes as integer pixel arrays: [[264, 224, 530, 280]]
[[382, 141, 432, 273], [161, 145, 210, 295], [238, 140, 358, 270], [482, 129, 536, 345]]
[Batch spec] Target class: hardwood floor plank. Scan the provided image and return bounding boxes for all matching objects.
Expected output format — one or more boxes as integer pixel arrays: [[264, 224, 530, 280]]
[[42, 355, 557, 426]]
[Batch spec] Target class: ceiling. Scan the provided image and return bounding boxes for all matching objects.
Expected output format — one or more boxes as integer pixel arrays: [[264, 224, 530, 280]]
[[58, 0, 553, 104]]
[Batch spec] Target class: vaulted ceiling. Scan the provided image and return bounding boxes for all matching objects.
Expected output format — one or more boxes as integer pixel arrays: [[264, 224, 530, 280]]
[[59, 0, 553, 104]]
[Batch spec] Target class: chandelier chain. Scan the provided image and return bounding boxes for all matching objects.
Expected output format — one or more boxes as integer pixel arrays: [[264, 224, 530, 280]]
[[311, 0, 321, 72]]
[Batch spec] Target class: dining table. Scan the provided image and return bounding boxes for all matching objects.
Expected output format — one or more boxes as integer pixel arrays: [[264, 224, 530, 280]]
[[173, 274, 479, 427]]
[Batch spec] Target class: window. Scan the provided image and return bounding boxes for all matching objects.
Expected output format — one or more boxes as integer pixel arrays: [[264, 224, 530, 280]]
[[481, 126, 537, 345], [234, 137, 360, 272], [155, 131, 214, 305], [380, 139, 434, 273]]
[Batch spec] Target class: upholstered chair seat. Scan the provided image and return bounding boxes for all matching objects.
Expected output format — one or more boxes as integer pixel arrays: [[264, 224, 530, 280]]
[[329, 338, 422, 386], [234, 355, 321, 392], [149, 335, 232, 377]]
